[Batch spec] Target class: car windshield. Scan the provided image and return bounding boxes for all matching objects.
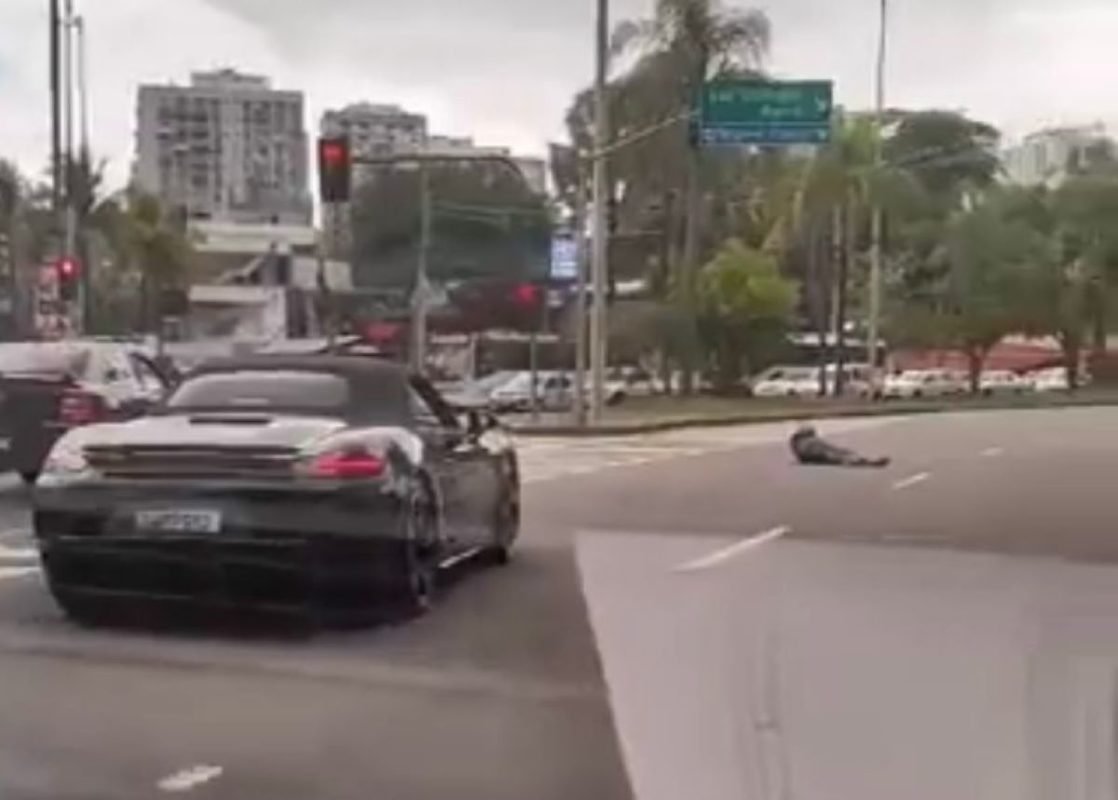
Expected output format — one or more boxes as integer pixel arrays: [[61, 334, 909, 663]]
[[166, 370, 350, 413]]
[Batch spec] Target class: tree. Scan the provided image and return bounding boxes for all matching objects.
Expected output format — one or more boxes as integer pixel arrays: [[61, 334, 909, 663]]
[[609, 0, 771, 393], [914, 202, 1042, 391], [883, 110, 1001, 211], [348, 161, 550, 300], [695, 238, 797, 390], [1048, 173, 1118, 356]]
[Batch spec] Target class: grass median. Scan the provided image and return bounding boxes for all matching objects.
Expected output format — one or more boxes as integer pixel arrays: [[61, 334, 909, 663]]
[[511, 388, 1118, 436]]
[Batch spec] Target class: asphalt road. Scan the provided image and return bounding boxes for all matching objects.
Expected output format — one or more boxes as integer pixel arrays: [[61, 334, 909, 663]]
[[0, 407, 1114, 799]]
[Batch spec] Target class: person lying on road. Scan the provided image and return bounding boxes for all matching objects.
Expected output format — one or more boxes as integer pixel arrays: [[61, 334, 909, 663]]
[[789, 424, 890, 468]]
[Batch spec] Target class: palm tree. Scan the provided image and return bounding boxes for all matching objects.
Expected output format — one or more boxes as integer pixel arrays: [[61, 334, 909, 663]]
[[611, 0, 771, 393]]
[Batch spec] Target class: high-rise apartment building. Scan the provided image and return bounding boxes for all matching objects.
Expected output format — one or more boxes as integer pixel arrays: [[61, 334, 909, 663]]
[[1001, 123, 1108, 188], [134, 69, 311, 225], [320, 103, 429, 158]]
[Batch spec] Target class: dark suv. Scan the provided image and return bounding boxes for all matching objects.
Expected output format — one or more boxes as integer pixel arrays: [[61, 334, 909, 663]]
[[0, 341, 171, 484]]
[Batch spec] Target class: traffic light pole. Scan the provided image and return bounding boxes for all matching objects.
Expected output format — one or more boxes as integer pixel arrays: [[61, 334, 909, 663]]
[[589, 0, 609, 422]]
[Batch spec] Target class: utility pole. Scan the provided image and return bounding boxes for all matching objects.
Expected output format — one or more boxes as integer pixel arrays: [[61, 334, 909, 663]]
[[589, 0, 609, 421], [411, 160, 432, 373], [74, 12, 91, 332], [49, 0, 62, 215], [572, 164, 589, 427], [867, 0, 889, 373]]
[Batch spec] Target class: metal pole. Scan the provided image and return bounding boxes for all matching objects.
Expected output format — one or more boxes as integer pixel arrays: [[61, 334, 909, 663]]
[[411, 160, 432, 372], [572, 164, 589, 427], [61, 1, 77, 335], [589, 0, 609, 421], [75, 14, 91, 333], [49, 0, 62, 215], [867, 0, 888, 373], [529, 326, 540, 422]]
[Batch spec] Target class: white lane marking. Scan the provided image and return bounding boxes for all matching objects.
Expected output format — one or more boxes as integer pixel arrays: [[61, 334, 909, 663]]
[[0, 545, 36, 560], [0, 567, 38, 579], [438, 547, 483, 570], [892, 472, 931, 491], [675, 526, 790, 572], [157, 765, 223, 793], [981, 447, 1004, 457]]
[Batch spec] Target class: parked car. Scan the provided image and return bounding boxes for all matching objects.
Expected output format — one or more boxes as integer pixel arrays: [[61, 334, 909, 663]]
[[979, 370, 1032, 396], [0, 341, 171, 484], [608, 366, 662, 397], [751, 366, 821, 398], [1028, 366, 1085, 392], [882, 369, 966, 399]]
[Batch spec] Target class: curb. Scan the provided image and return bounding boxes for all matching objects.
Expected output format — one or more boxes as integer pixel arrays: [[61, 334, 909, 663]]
[[510, 394, 1118, 437]]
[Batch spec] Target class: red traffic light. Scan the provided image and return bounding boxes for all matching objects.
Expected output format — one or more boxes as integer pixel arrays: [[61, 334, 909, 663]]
[[512, 283, 540, 306], [317, 136, 352, 203], [321, 140, 347, 167], [56, 257, 78, 279]]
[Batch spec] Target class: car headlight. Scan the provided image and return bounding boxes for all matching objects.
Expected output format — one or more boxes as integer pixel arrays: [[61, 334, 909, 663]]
[[42, 439, 91, 477]]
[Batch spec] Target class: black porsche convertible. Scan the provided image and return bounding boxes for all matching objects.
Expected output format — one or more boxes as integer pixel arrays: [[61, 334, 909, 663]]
[[31, 355, 521, 625]]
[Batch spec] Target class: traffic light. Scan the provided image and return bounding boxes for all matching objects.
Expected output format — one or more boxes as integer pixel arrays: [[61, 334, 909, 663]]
[[509, 282, 545, 331], [56, 257, 79, 302], [607, 196, 619, 234], [317, 136, 352, 203]]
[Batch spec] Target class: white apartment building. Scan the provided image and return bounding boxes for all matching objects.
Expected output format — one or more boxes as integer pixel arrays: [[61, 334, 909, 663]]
[[1001, 122, 1108, 188], [320, 102, 428, 158], [134, 69, 311, 226]]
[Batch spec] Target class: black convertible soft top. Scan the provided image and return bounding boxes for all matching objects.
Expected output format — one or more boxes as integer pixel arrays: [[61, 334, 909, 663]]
[[180, 355, 413, 423]]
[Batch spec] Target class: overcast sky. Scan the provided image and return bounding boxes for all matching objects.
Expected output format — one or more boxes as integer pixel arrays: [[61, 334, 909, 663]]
[[1, 0, 1116, 190]]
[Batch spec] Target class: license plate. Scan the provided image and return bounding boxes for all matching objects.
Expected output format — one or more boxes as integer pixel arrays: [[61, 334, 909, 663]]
[[134, 509, 222, 534], [0, 438, 9, 451]]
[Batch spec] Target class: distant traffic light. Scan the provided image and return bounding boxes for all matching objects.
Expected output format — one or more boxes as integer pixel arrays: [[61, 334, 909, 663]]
[[512, 282, 540, 308], [56, 257, 79, 302], [317, 136, 352, 203]]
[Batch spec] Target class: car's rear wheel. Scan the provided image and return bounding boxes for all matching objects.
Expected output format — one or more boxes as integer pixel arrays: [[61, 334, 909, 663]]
[[488, 485, 520, 566], [395, 479, 439, 618], [19, 471, 38, 487]]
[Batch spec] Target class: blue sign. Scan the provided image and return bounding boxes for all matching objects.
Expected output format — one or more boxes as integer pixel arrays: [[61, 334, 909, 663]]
[[550, 237, 580, 282]]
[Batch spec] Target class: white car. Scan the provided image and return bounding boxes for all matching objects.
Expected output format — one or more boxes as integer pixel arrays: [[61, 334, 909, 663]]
[[979, 370, 1032, 395], [1028, 367, 1084, 392], [489, 371, 627, 412], [751, 366, 821, 398], [882, 369, 965, 399]]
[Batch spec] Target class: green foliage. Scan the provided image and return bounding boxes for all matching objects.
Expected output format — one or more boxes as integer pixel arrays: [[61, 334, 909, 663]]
[[349, 161, 550, 292], [695, 239, 797, 387]]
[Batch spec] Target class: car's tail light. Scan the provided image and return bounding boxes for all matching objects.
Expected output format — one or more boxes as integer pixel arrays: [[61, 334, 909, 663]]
[[58, 390, 106, 426], [307, 449, 386, 479]]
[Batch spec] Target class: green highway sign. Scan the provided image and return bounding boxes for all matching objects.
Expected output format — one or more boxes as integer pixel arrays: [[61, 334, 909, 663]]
[[698, 79, 834, 146]]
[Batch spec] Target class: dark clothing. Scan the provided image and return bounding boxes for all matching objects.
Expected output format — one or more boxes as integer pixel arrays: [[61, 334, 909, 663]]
[[791, 430, 890, 468]]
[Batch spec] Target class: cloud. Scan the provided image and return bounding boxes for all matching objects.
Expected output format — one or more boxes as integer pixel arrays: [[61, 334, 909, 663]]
[[2, 0, 1117, 192]]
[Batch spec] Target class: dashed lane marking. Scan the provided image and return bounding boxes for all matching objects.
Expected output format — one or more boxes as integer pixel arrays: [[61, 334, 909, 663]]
[[674, 526, 790, 572], [892, 472, 931, 491], [981, 447, 1004, 457], [157, 765, 224, 793]]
